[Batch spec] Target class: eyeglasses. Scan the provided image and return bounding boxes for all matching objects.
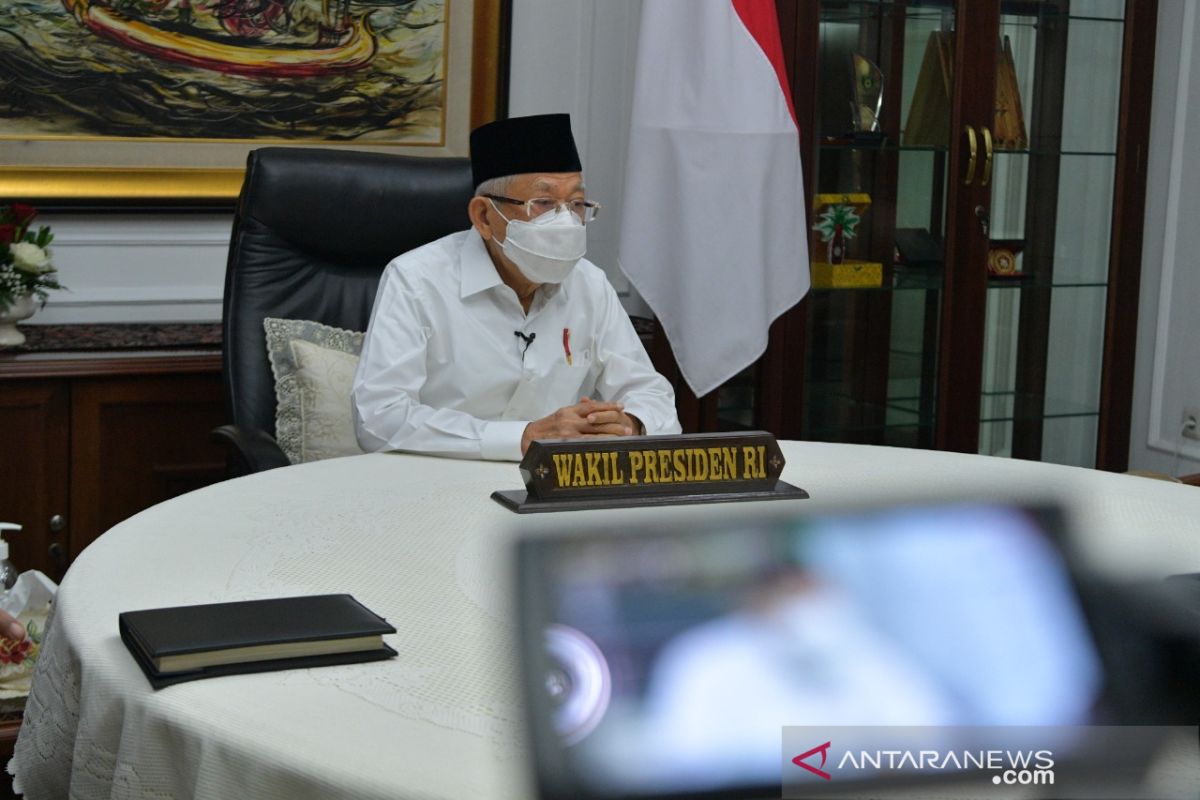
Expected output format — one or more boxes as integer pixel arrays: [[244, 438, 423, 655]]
[[484, 194, 602, 225]]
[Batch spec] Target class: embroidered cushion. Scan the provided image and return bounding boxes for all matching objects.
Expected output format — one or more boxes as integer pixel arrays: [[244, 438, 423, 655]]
[[264, 317, 366, 464]]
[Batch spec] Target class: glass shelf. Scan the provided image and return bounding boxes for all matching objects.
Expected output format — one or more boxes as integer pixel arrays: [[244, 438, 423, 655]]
[[803, 266, 943, 293], [819, 0, 1122, 23], [817, 140, 1117, 158], [993, 149, 1117, 157], [808, 279, 942, 294], [821, 6, 950, 26], [979, 392, 1100, 423], [818, 140, 947, 153], [984, 278, 1109, 290], [804, 392, 936, 440], [1000, 14, 1125, 26], [805, 272, 1110, 293]]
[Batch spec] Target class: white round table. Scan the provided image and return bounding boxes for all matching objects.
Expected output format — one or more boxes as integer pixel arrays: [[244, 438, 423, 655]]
[[10, 443, 1200, 799]]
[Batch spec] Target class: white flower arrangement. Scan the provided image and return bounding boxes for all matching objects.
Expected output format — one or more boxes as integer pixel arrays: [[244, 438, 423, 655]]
[[1, 204, 65, 310]]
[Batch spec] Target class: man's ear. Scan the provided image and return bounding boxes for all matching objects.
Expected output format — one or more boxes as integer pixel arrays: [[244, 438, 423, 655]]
[[468, 196, 495, 241]]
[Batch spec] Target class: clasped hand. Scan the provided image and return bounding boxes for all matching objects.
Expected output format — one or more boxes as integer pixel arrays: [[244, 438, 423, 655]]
[[521, 397, 642, 454]]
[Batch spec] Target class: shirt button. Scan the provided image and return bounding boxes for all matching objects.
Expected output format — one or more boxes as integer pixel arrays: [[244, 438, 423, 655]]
[[523, 369, 533, 380]]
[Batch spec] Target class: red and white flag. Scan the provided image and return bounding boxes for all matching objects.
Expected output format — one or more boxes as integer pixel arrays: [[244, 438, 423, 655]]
[[619, 0, 809, 398]]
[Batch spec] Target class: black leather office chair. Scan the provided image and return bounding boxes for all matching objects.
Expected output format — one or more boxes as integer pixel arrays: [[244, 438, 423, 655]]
[[213, 146, 474, 476]]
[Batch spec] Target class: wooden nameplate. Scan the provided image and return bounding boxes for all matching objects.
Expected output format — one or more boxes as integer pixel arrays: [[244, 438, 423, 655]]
[[491, 431, 809, 514]]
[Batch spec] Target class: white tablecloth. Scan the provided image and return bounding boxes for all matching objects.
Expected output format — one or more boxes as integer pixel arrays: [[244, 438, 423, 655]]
[[9, 443, 1200, 799]]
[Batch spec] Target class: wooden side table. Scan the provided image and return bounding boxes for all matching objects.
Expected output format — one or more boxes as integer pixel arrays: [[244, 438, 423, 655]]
[[0, 324, 226, 582]]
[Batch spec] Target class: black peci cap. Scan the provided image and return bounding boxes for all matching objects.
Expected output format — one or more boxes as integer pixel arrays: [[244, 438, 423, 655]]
[[470, 113, 583, 188]]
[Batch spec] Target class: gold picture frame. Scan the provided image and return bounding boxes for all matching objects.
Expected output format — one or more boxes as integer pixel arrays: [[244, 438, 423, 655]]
[[0, 0, 507, 205]]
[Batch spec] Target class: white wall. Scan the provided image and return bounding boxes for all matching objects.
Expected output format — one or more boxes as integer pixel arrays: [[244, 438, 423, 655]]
[[1128, 0, 1200, 475], [32, 213, 228, 324], [21, 0, 1197, 474], [507, 0, 644, 310]]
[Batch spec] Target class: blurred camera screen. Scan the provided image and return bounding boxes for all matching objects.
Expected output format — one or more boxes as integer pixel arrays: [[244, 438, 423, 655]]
[[522, 503, 1104, 797]]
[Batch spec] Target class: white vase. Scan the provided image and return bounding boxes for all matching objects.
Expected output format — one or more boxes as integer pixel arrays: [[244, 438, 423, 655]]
[[0, 294, 38, 347]]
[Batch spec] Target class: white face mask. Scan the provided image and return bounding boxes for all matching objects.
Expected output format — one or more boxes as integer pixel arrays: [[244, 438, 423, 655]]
[[491, 201, 586, 284]]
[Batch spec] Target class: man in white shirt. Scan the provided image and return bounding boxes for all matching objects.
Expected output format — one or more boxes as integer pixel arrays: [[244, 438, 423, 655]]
[[352, 114, 681, 460]]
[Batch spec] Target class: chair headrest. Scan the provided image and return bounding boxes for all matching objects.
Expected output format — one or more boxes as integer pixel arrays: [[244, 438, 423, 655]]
[[237, 147, 474, 265], [221, 146, 475, 434]]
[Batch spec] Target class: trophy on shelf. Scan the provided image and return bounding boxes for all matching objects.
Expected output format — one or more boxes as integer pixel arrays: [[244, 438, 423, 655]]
[[993, 36, 1028, 150], [810, 193, 882, 289], [987, 240, 1026, 279], [813, 203, 860, 265], [849, 53, 885, 140], [905, 32, 1027, 149]]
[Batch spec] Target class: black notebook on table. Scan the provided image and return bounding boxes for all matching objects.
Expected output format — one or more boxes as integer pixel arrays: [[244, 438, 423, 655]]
[[119, 594, 398, 689]]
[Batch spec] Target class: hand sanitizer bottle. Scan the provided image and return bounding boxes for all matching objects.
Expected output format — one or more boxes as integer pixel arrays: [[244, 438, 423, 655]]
[[0, 523, 20, 591]]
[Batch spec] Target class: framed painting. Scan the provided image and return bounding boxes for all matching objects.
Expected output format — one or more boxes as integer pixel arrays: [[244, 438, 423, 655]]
[[0, 0, 508, 205]]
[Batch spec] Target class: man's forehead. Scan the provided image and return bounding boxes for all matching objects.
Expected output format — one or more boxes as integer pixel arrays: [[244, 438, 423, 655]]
[[512, 172, 585, 192]]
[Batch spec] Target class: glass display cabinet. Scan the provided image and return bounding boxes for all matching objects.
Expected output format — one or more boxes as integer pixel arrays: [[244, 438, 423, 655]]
[[654, 0, 1157, 470]]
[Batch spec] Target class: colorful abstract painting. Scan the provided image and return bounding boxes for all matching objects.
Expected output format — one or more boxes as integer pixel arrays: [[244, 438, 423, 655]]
[[0, 0, 449, 143]]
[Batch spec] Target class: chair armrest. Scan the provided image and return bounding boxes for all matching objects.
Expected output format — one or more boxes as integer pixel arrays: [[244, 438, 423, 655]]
[[211, 424, 291, 477]]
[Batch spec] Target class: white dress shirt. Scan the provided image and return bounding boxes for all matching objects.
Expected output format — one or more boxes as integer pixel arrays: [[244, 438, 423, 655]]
[[352, 229, 681, 460]]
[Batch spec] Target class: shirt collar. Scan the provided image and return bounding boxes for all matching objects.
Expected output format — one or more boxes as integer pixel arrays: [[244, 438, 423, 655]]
[[460, 229, 569, 304], [460, 230, 504, 299]]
